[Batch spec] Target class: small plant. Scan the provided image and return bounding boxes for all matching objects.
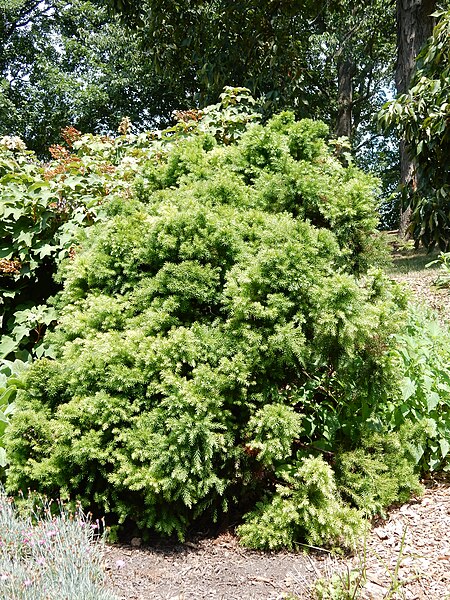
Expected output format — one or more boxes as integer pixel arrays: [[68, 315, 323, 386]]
[[0, 359, 27, 470], [427, 252, 450, 289], [314, 567, 365, 600], [0, 488, 117, 599], [313, 538, 368, 599], [385, 307, 450, 471], [313, 527, 409, 600]]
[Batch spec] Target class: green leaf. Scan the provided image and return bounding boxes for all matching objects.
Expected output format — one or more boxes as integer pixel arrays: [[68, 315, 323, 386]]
[[0, 387, 15, 405], [401, 377, 416, 402], [440, 438, 450, 459], [35, 243, 56, 258], [0, 336, 18, 359], [426, 391, 440, 412], [0, 447, 7, 468], [16, 230, 33, 247]]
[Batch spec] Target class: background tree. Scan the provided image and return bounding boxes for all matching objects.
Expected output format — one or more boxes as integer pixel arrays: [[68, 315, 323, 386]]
[[0, 0, 187, 155], [2, 0, 441, 223], [381, 8, 450, 249], [395, 0, 436, 236], [101, 0, 399, 205]]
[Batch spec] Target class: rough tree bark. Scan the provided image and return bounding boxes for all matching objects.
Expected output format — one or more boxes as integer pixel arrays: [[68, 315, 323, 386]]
[[396, 0, 435, 237], [336, 58, 356, 139]]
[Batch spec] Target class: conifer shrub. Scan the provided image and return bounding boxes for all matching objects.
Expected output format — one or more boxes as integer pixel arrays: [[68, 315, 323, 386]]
[[135, 111, 387, 274], [236, 455, 365, 551], [335, 427, 423, 517], [4, 108, 413, 549]]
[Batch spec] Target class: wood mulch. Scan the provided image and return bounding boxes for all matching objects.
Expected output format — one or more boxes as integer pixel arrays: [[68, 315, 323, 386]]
[[104, 532, 330, 600], [353, 475, 450, 600], [104, 254, 450, 600]]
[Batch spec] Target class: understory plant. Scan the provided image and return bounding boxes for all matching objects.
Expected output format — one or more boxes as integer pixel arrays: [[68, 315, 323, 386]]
[[3, 95, 427, 550], [382, 307, 450, 471], [427, 252, 450, 289], [335, 427, 423, 517], [0, 358, 28, 470], [0, 489, 117, 600], [237, 455, 366, 551]]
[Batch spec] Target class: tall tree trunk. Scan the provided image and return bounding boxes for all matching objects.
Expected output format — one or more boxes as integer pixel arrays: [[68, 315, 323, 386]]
[[336, 58, 355, 139], [396, 0, 435, 237]]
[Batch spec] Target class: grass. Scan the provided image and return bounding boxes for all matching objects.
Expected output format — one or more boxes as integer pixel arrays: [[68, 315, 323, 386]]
[[0, 489, 118, 600], [387, 246, 441, 276], [385, 243, 450, 324]]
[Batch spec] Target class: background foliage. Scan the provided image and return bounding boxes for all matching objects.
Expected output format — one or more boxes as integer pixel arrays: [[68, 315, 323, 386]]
[[381, 9, 450, 248]]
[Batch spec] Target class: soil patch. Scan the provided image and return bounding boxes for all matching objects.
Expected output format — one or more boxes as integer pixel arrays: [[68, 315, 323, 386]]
[[104, 479, 450, 599], [104, 533, 332, 599]]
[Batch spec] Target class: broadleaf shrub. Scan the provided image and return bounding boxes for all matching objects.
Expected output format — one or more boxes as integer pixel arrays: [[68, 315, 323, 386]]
[[382, 307, 450, 471], [4, 98, 425, 549]]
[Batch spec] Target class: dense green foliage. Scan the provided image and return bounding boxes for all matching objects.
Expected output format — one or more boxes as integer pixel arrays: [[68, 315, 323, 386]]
[[384, 307, 450, 471], [1, 0, 399, 204], [0, 131, 114, 359], [1, 0, 449, 558], [335, 427, 423, 517], [4, 101, 428, 549], [381, 9, 450, 249], [237, 455, 365, 550], [0, 358, 25, 468], [0, 89, 261, 356], [0, 0, 186, 154], [104, 0, 395, 132]]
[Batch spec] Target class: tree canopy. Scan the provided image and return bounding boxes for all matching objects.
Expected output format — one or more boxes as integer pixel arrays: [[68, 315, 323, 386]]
[[0, 0, 188, 154], [1, 0, 398, 167]]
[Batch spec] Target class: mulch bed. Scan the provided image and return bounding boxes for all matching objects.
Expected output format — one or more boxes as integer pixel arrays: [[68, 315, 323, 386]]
[[355, 475, 450, 600], [104, 476, 450, 600], [104, 532, 329, 599]]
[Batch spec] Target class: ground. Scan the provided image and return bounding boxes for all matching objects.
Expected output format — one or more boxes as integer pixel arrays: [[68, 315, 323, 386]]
[[104, 247, 450, 600]]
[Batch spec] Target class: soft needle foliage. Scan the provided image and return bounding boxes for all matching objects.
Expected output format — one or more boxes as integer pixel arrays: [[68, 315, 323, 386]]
[[4, 95, 421, 549]]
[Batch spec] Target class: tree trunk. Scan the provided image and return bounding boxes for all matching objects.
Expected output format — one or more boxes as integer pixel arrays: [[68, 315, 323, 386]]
[[396, 0, 436, 238], [336, 58, 355, 139]]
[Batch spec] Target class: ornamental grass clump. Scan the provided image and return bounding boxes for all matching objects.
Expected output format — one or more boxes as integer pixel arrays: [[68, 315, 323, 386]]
[[0, 489, 117, 600]]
